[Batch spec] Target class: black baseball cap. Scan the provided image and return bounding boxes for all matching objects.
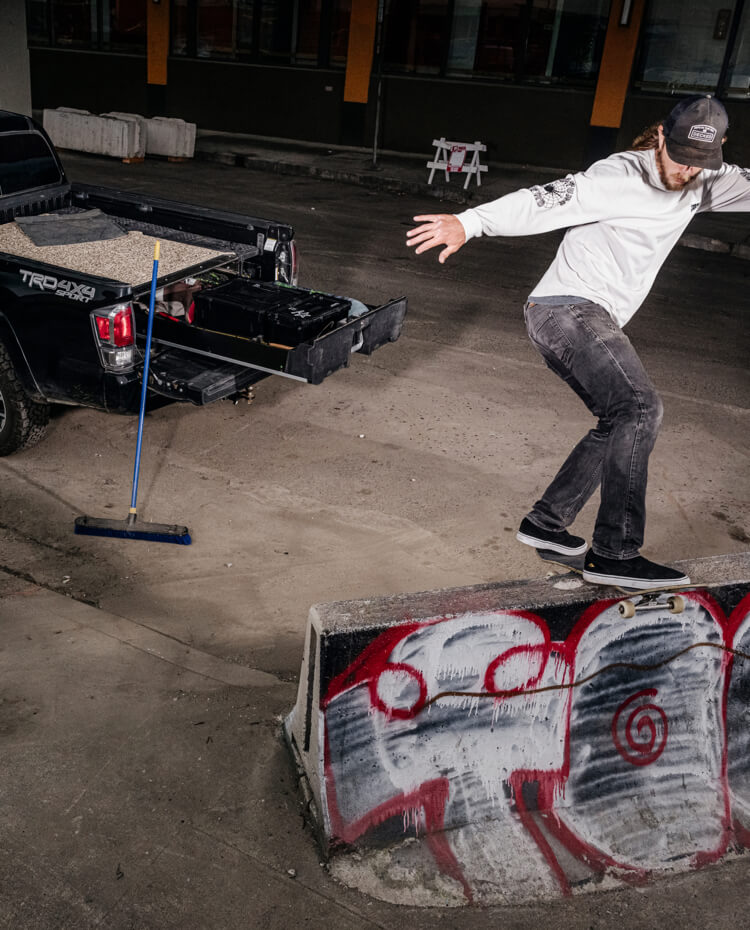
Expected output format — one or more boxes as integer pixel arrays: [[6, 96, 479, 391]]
[[662, 95, 728, 170]]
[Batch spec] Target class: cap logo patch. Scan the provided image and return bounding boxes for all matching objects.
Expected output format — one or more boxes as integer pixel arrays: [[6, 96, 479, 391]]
[[688, 124, 717, 142]]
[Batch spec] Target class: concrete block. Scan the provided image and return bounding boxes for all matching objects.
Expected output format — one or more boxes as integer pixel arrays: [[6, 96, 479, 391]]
[[101, 112, 147, 159], [42, 108, 141, 160], [285, 552, 750, 906], [143, 116, 196, 159], [101, 112, 196, 159]]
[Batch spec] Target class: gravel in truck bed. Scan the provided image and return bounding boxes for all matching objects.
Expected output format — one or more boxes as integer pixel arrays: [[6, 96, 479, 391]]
[[0, 222, 230, 285]]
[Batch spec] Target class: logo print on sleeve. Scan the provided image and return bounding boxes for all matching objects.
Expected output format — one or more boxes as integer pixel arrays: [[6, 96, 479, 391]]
[[530, 177, 576, 209]]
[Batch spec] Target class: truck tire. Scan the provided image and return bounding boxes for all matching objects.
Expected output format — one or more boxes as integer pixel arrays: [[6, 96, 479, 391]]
[[0, 343, 49, 455]]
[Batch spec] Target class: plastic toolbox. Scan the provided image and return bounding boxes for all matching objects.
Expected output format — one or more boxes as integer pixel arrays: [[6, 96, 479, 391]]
[[192, 279, 351, 346]]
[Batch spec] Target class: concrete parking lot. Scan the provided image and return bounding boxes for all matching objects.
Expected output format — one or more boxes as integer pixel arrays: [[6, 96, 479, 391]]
[[0, 149, 748, 928]]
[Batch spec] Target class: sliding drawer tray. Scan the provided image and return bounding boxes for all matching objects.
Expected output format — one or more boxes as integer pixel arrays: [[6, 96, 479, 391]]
[[146, 294, 407, 387]]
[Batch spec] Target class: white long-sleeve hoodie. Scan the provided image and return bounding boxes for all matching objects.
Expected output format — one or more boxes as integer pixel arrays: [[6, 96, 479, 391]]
[[456, 149, 750, 327]]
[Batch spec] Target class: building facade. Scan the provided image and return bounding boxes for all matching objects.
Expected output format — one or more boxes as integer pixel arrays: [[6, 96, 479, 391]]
[[24, 1, 750, 169]]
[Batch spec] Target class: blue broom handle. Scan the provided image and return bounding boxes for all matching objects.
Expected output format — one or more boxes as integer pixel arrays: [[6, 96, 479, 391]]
[[130, 242, 160, 514]]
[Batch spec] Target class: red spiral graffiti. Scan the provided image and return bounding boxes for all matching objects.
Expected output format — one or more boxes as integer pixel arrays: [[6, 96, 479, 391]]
[[611, 689, 668, 767]]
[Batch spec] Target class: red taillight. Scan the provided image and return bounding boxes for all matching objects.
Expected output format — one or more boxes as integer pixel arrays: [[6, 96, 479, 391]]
[[113, 309, 133, 346], [94, 307, 134, 346], [90, 304, 136, 371]]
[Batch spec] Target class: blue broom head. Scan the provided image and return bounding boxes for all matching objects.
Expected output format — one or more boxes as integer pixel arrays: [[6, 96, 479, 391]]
[[75, 515, 191, 545]]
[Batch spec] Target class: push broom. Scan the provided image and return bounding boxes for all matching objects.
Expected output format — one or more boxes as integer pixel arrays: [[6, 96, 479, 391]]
[[74, 242, 191, 545]]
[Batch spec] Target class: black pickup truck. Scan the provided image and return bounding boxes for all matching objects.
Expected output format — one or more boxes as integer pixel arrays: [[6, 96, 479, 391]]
[[0, 110, 406, 455]]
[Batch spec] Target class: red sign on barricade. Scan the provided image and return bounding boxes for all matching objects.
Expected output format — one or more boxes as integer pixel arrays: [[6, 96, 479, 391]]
[[427, 138, 488, 189], [447, 145, 467, 173]]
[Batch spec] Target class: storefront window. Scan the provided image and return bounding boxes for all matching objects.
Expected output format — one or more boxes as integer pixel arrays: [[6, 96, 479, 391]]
[[388, 0, 607, 83], [106, 0, 146, 52], [259, 0, 294, 61], [170, 0, 261, 60], [168, 0, 331, 63], [237, 0, 255, 54], [460, 0, 525, 77], [330, 0, 351, 67], [636, 0, 738, 92], [543, 0, 608, 82], [726, 2, 750, 95], [384, 0, 451, 75], [52, 0, 93, 46], [27, 0, 145, 51], [171, 0, 190, 56], [295, 0, 321, 63], [27, 0, 51, 44], [197, 0, 236, 58]]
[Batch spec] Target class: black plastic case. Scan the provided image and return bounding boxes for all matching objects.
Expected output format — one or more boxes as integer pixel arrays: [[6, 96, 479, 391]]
[[192, 279, 351, 346]]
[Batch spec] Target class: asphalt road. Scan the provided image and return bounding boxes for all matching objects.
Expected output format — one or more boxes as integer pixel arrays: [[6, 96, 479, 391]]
[[1, 152, 749, 928]]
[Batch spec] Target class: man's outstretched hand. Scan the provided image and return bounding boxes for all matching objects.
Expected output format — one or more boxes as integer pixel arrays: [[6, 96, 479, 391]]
[[406, 214, 466, 264]]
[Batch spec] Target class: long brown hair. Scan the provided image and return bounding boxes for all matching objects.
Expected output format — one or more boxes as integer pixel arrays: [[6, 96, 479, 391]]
[[631, 122, 661, 151]]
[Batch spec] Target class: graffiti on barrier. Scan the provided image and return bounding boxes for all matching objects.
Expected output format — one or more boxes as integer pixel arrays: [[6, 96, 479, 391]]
[[320, 590, 750, 900]]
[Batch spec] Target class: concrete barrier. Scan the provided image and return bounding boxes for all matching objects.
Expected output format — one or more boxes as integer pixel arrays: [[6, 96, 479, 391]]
[[42, 108, 142, 160], [104, 113, 196, 159], [284, 552, 750, 906], [42, 109, 195, 161], [101, 112, 147, 159], [144, 116, 196, 159]]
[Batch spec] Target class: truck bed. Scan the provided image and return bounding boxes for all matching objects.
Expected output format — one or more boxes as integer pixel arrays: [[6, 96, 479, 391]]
[[0, 206, 253, 286]]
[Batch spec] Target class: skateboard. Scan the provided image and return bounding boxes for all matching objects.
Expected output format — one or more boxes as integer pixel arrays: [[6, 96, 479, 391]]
[[535, 548, 697, 618]]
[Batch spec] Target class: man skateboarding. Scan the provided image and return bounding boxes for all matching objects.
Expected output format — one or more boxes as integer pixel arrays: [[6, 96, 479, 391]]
[[406, 95, 750, 589]]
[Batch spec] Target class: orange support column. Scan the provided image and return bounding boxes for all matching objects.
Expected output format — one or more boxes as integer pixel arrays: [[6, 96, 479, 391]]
[[147, 0, 170, 87], [590, 0, 646, 128], [344, 0, 378, 103]]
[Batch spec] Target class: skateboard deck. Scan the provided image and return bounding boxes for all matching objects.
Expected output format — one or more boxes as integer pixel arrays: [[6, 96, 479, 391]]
[[536, 548, 699, 617]]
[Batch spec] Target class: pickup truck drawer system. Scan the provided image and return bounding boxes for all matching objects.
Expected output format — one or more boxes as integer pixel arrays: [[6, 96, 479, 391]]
[[193, 279, 351, 346], [150, 285, 407, 389]]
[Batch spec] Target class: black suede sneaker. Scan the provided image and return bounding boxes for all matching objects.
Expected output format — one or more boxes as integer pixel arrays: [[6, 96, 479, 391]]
[[582, 549, 691, 590], [516, 518, 587, 556]]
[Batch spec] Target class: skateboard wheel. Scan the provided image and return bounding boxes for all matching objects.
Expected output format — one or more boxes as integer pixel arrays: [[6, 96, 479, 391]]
[[618, 599, 636, 619], [668, 594, 686, 614]]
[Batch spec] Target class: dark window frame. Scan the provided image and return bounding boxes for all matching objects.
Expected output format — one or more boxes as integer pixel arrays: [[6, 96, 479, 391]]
[[169, 0, 341, 67], [381, 0, 609, 89], [632, 0, 749, 99], [26, 0, 148, 53]]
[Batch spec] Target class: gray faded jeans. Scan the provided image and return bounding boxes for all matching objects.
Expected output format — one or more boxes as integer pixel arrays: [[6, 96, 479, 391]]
[[523, 297, 663, 560]]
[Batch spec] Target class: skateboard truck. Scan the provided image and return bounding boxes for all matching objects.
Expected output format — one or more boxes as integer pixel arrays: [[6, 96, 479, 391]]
[[616, 591, 687, 618]]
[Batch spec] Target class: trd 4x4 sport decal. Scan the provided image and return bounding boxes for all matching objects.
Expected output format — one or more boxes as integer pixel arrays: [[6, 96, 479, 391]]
[[20, 269, 96, 302]]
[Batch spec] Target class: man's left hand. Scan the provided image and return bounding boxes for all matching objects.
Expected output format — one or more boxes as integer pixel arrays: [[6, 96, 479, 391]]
[[406, 214, 466, 264]]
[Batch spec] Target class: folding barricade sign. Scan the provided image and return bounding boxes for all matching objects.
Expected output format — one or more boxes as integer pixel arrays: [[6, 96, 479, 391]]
[[426, 138, 488, 190]]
